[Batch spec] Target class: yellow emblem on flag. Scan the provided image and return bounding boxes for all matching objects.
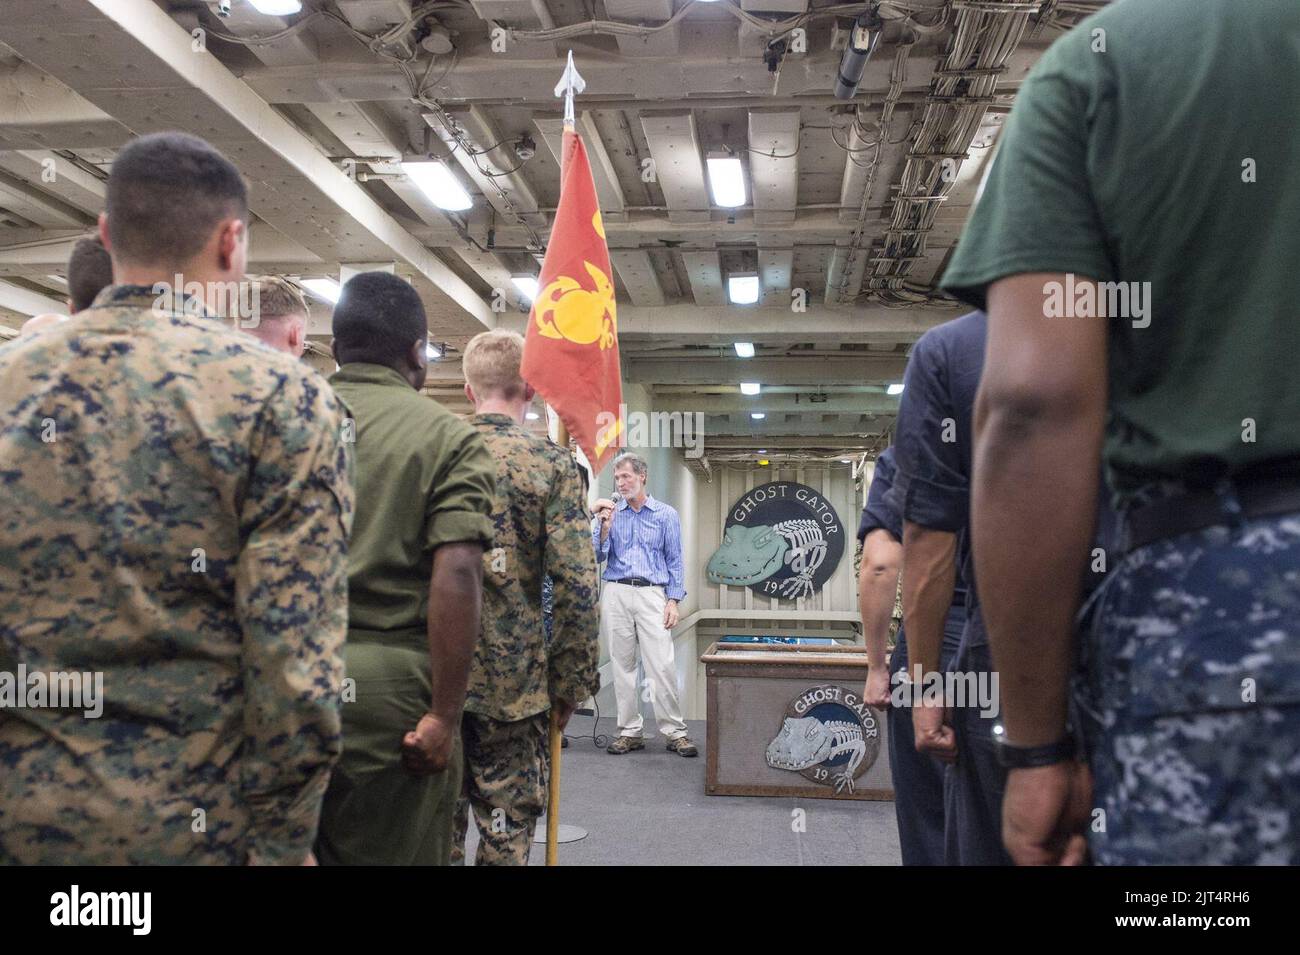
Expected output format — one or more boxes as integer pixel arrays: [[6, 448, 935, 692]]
[[534, 260, 618, 350]]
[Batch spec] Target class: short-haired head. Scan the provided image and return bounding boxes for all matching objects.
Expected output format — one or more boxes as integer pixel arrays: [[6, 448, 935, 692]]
[[331, 271, 428, 387], [66, 236, 113, 312], [463, 329, 528, 401], [613, 451, 648, 479], [104, 132, 248, 273], [245, 275, 309, 357]]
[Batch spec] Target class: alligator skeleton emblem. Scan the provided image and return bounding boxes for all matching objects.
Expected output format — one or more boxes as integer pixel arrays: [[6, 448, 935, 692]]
[[706, 519, 828, 599], [766, 716, 867, 794]]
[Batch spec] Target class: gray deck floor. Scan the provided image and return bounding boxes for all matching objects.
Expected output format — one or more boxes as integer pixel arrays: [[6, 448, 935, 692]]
[[464, 717, 902, 866]]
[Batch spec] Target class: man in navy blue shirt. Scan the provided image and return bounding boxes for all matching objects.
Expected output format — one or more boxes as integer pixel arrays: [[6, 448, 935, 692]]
[[885, 310, 1011, 866], [858, 447, 965, 864], [592, 452, 695, 757]]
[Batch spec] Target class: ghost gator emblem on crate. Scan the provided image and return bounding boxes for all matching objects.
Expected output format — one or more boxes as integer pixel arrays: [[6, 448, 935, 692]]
[[765, 684, 881, 794], [705, 481, 845, 599]]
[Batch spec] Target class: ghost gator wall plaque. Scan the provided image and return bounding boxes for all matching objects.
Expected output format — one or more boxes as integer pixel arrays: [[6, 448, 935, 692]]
[[706, 482, 845, 599]]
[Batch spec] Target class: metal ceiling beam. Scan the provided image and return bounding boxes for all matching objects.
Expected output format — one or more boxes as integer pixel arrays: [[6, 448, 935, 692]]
[[0, 278, 65, 316], [239, 47, 1046, 107], [704, 417, 891, 438], [654, 394, 899, 414], [678, 250, 725, 306], [614, 303, 957, 342], [0, 60, 127, 150], [700, 436, 887, 450], [0, 150, 106, 218], [0, 169, 93, 228], [747, 110, 799, 226], [640, 112, 710, 225], [608, 249, 665, 307], [605, 0, 679, 57], [625, 356, 906, 385], [757, 243, 793, 308]]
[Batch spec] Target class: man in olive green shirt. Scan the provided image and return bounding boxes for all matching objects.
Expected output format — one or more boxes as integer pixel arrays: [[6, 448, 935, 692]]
[[315, 272, 496, 865], [945, 0, 1300, 864]]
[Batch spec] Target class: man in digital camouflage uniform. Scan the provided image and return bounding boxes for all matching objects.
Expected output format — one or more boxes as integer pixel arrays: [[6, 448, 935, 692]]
[[0, 131, 353, 865], [951, 0, 1300, 864], [452, 329, 600, 865]]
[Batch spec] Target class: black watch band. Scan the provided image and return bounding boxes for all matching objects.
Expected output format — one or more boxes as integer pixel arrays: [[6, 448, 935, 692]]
[[994, 731, 1076, 769]]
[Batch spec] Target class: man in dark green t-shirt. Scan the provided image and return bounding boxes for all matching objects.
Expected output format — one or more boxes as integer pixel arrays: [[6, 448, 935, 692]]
[[945, 0, 1300, 864], [314, 272, 496, 865]]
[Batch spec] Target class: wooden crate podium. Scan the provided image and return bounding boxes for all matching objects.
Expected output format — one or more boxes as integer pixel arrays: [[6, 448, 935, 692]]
[[701, 642, 894, 801]]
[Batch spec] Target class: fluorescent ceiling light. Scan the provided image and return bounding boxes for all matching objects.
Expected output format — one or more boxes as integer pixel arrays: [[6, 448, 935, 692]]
[[751, 412, 766, 420], [887, 382, 905, 396], [840, 458, 852, 464], [248, 0, 303, 15], [402, 160, 473, 212], [301, 278, 341, 304], [512, 276, 539, 301], [728, 273, 760, 305], [525, 411, 540, 420], [707, 155, 746, 208], [734, 341, 755, 358], [757, 449, 767, 454], [740, 382, 761, 396], [426, 343, 442, 360]]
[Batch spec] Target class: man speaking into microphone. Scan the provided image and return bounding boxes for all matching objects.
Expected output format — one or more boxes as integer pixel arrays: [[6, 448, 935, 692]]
[[592, 452, 696, 757]]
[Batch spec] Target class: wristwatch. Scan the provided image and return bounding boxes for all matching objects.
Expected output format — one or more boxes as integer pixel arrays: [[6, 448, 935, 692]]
[[993, 730, 1076, 769]]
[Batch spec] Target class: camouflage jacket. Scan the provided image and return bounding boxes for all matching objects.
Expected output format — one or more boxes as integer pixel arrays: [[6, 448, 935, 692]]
[[0, 285, 354, 865], [466, 414, 599, 722]]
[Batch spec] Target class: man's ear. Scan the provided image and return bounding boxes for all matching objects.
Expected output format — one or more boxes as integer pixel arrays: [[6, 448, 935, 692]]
[[410, 338, 428, 371], [216, 218, 247, 274], [523, 382, 536, 402], [66, 298, 76, 315], [289, 316, 305, 356], [330, 337, 340, 365], [97, 212, 111, 251], [464, 383, 476, 404]]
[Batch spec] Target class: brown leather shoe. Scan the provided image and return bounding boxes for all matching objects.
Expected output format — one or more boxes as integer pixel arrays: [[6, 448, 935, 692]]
[[666, 736, 698, 757], [606, 735, 645, 754]]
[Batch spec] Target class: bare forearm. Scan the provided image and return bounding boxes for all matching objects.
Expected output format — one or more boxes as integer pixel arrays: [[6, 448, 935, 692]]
[[426, 546, 483, 721], [972, 398, 1099, 746], [901, 523, 957, 676], [860, 570, 895, 667], [858, 533, 901, 668]]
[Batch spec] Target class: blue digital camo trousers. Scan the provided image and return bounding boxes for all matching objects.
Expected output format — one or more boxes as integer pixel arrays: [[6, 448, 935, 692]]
[[1078, 509, 1300, 865]]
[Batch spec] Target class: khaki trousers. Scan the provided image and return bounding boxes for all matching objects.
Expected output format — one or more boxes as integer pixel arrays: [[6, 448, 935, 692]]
[[600, 582, 687, 740]]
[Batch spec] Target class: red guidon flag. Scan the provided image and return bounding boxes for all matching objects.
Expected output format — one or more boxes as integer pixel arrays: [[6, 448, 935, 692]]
[[521, 126, 623, 471]]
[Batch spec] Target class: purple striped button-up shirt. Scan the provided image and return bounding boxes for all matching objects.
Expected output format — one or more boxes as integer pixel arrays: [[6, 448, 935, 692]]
[[592, 494, 686, 601]]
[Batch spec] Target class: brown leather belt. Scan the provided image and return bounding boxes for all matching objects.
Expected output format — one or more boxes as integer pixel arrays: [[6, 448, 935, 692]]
[[1123, 473, 1300, 552]]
